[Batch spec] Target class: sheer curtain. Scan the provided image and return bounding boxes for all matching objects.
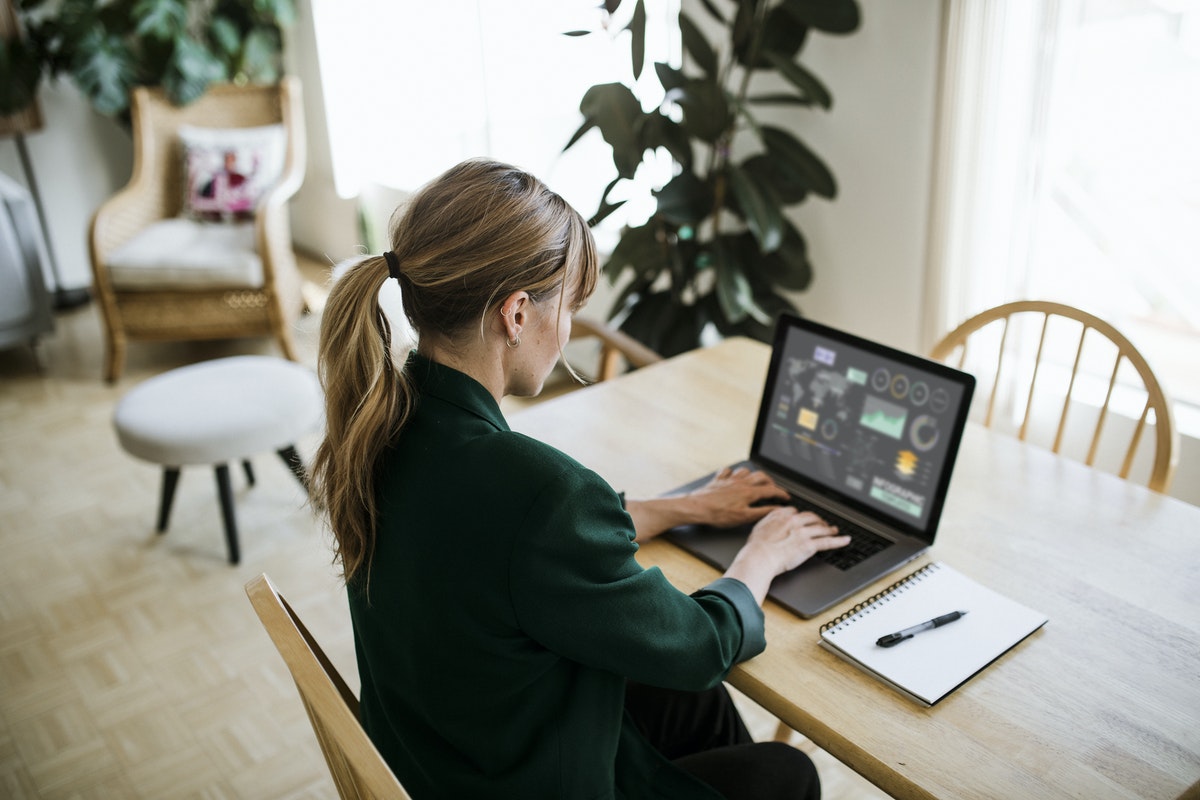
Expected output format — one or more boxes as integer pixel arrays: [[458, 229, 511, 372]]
[[926, 0, 1200, 418]]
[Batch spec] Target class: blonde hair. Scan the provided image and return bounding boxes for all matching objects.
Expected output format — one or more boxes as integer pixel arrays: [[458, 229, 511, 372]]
[[311, 159, 598, 583]]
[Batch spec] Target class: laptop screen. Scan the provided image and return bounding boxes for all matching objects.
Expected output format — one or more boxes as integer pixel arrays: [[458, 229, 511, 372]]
[[752, 315, 975, 540]]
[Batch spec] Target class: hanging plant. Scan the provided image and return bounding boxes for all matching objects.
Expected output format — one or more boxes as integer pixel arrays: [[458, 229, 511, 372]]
[[565, 0, 861, 357], [1, 0, 294, 120]]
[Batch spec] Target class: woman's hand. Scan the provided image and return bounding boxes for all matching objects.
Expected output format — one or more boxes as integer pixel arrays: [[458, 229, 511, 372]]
[[684, 466, 790, 529], [624, 466, 789, 541], [725, 507, 851, 605]]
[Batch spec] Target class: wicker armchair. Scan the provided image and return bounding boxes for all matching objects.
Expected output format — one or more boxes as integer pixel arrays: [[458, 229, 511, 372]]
[[89, 78, 306, 382]]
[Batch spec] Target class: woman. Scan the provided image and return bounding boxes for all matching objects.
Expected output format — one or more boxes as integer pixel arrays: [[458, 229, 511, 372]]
[[312, 159, 849, 799]]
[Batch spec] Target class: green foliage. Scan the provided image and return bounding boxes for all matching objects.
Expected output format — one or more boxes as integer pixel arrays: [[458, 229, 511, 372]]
[[0, 0, 293, 119], [565, 0, 860, 357]]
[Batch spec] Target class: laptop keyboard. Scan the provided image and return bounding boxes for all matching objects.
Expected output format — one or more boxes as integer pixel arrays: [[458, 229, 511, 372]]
[[786, 500, 892, 570]]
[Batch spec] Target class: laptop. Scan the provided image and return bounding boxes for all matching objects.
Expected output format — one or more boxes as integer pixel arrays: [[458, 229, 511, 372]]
[[665, 314, 976, 618]]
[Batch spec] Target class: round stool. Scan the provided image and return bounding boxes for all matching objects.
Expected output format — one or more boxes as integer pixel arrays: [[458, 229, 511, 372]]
[[114, 355, 323, 564]]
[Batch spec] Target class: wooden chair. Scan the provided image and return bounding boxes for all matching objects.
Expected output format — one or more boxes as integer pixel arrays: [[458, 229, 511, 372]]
[[244, 574, 410, 799], [89, 79, 307, 382], [569, 316, 663, 382], [930, 300, 1178, 493]]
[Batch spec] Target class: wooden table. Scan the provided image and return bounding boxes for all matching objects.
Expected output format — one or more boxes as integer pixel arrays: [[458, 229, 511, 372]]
[[510, 337, 1200, 800]]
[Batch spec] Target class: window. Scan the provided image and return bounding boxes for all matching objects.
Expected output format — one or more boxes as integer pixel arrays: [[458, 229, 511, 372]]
[[310, 0, 677, 232], [930, 0, 1200, 432]]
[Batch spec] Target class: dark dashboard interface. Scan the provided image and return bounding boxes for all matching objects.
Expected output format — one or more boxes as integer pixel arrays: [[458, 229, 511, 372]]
[[756, 321, 973, 535]]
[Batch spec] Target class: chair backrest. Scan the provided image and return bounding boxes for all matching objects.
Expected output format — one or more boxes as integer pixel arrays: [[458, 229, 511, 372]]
[[121, 78, 305, 233], [244, 574, 410, 799], [569, 316, 664, 382], [930, 300, 1179, 492]]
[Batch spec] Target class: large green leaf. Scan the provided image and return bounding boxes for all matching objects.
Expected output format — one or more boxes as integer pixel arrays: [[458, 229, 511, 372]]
[[723, 289, 800, 342], [753, 220, 812, 291], [641, 112, 693, 169], [761, 125, 836, 199], [781, 0, 861, 34], [671, 78, 731, 143], [208, 16, 242, 57], [237, 26, 281, 82], [588, 176, 627, 227], [133, 0, 187, 42], [679, 11, 716, 76], [712, 237, 771, 326], [695, 0, 726, 24], [740, 153, 808, 207], [628, 0, 646, 80], [257, 0, 296, 27], [747, 92, 813, 107], [654, 170, 712, 226], [606, 222, 667, 282], [653, 61, 687, 93], [727, 164, 784, 253], [740, 4, 809, 67], [763, 50, 831, 109], [613, 289, 708, 358], [579, 82, 645, 179], [163, 35, 224, 106], [70, 32, 136, 115]]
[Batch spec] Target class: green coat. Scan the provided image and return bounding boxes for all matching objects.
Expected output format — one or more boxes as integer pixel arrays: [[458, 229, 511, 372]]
[[350, 354, 766, 799]]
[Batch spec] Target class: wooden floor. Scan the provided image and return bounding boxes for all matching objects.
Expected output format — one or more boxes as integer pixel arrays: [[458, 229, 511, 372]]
[[0, 257, 888, 799]]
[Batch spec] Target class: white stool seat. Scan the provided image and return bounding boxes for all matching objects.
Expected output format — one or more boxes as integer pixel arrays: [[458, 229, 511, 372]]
[[113, 356, 323, 564], [115, 355, 322, 465]]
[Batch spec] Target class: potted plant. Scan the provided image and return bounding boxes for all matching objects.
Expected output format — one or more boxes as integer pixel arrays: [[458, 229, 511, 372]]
[[565, 0, 860, 357], [1, 0, 293, 121]]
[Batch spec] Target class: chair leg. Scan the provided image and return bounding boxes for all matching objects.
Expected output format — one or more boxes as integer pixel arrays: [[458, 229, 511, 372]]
[[104, 332, 126, 384], [157, 467, 181, 533], [242, 459, 256, 487], [277, 446, 309, 495], [214, 464, 240, 565]]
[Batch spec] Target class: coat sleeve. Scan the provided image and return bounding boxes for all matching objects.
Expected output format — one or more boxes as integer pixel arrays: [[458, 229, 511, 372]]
[[507, 462, 766, 691]]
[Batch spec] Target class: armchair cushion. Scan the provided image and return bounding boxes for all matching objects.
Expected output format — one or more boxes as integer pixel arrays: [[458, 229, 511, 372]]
[[179, 124, 286, 221], [106, 218, 262, 289]]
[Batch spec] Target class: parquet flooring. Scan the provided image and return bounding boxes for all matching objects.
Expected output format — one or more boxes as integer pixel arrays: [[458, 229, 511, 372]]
[[0, 255, 886, 798]]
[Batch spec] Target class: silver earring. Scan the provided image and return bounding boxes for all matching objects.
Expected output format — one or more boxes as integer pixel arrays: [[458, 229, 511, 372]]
[[507, 336, 521, 348]]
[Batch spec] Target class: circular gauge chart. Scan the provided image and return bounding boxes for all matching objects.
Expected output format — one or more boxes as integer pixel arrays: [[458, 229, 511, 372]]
[[889, 374, 910, 400], [909, 381, 930, 406], [929, 388, 950, 413], [909, 415, 940, 452], [871, 368, 891, 392]]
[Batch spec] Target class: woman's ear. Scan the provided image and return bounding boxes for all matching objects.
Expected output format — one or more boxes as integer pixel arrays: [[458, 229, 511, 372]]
[[498, 291, 530, 340]]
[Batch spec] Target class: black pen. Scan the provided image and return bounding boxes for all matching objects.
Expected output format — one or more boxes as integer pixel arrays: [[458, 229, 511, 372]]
[[876, 610, 968, 647]]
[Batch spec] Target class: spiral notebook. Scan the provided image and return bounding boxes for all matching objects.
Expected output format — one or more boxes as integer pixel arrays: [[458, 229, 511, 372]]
[[818, 562, 1048, 706]]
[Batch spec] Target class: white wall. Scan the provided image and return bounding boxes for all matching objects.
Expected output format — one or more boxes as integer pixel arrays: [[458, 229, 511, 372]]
[[776, 0, 944, 354]]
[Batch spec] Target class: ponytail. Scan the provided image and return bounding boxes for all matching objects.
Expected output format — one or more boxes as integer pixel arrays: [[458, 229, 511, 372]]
[[310, 255, 415, 582]]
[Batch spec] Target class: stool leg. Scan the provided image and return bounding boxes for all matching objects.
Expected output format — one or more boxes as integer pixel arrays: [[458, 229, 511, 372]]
[[157, 467, 181, 533], [242, 459, 255, 487], [277, 446, 310, 496], [214, 464, 240, 565]]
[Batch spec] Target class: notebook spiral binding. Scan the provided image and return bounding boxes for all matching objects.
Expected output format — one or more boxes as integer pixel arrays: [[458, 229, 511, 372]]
[[820, 562, 942, 634]]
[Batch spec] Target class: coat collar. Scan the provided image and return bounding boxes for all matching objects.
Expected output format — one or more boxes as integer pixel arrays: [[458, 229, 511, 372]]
[[408, 352, 510, 433]]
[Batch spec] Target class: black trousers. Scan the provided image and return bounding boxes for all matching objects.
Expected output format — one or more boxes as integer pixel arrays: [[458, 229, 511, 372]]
[[624, 682, 820, 800]]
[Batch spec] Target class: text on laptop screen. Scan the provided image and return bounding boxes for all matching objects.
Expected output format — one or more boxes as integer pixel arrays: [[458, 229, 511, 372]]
[[757, 325, 970, 532]]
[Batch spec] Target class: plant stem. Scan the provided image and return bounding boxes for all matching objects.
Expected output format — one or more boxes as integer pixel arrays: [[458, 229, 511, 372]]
[[705, 0, 770, 251]]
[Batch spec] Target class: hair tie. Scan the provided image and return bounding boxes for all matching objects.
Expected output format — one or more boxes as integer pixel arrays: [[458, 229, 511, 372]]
[[383, 251, 402, 282]]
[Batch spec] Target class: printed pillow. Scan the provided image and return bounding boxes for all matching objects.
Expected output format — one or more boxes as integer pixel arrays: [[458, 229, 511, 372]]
[[179, 124, 286, 222]]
